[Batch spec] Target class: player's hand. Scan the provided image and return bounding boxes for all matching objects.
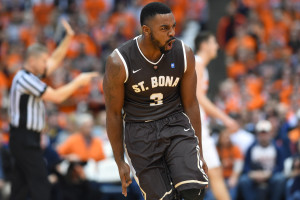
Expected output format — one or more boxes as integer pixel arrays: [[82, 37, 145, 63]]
[[61, 19, 75, 36], [117, 161, 132, 197], [76, 72, 99, 87]]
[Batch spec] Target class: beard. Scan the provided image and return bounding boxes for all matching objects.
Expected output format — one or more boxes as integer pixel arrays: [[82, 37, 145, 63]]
[[150, 32, 175, 54]]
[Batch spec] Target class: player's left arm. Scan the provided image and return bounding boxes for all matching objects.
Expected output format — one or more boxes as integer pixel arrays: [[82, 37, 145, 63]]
[[46, 19, 75, 77], [180, 44, 208, 174]]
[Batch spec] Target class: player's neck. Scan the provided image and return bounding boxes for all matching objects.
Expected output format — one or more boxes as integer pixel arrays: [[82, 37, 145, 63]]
[[138, 35, 163, 63], [196, 51, 210, 67]]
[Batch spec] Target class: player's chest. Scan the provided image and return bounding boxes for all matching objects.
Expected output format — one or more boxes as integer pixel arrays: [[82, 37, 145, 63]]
[[126, 61, 182, 96]]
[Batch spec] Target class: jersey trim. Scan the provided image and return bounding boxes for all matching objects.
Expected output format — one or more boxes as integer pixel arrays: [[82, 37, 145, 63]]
[[159, 189, 172, 200], [115, 49, 129, 83], [181, 40, 187, 73], [134, 36, 164, 65]]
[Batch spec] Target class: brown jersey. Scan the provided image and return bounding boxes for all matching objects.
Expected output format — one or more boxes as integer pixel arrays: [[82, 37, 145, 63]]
[[116, 36, 187, 122]]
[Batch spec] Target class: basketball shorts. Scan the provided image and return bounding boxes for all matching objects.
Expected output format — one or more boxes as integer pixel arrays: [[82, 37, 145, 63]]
[[124, 112, 209, 200]]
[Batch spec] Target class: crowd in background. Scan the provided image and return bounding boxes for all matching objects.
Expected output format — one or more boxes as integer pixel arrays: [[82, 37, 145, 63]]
[[0, 0, 300, 199]]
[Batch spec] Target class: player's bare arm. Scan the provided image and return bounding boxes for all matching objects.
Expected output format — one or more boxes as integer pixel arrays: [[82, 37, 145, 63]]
[[180, 44, 208, 174], [103, 50, 132, 196], [195, 60, 239, 133], [46, 19, 75, 77]]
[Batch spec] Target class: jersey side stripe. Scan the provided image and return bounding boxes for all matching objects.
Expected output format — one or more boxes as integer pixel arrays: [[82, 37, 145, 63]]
[[115, 49, 129, 83], [181, 40, 187, 73]]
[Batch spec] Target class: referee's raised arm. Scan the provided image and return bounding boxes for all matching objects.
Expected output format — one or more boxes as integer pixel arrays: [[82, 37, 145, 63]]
[[45, 19, 75, 77]]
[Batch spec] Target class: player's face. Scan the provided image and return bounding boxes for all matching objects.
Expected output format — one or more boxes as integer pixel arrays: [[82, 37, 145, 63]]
[[148, 13, 176, 54], [207, 36, 219, 59]]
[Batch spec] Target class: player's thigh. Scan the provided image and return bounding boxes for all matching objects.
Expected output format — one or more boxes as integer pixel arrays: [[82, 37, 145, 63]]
[[166, 134, 208, 192], [124, 123, 175, 200]]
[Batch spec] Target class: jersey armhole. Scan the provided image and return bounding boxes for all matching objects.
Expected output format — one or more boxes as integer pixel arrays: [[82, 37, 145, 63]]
[[115, 49, 129, 83], [181, 40, 187, 73]]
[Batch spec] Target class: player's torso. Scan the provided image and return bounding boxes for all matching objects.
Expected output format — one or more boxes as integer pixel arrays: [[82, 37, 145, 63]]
[[117, 36, 186, 122]]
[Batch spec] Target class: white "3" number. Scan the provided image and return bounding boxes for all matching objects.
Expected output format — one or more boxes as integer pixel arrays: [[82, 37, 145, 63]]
[[150, 93, 163, 106]]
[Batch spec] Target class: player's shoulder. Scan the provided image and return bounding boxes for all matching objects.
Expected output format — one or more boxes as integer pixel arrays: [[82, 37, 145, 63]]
[[108, 37, 136, 64], [117, 37, 137, 52]]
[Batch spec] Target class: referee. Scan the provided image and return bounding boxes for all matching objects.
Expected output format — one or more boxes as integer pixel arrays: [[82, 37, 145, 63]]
[[8, 20, 98, 200]]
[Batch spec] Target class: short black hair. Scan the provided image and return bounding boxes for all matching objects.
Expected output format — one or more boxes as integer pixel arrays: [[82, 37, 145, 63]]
[[194, 31, 214, 51], [140, 2, 171, 26]]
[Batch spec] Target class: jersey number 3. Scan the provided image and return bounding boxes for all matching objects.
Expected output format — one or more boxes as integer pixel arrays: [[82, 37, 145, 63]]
[[150, 93, 163, 106]]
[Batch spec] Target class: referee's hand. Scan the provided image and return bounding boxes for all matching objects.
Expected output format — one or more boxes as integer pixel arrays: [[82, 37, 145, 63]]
[[118, 161, 132, 197], [61, 19, 75, 36], [75, 72, 99, 86]]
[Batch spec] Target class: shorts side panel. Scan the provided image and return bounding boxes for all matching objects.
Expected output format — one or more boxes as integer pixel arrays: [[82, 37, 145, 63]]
[[162, 113, 209, 191], [124, 122, 174, 200]]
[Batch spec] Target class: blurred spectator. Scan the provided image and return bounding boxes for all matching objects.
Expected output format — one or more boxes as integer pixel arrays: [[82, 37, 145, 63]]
[[56, 113, 105, 200], [229, 113, 255, 155], [82, 0, 106, 26], [284, 139, 300, 200], [32, 0, 55, 27], [107, 2, 138, 40], [217, 1, 247, 49], [289, 110, 300, 152], [57, 112, 105, 162], [217, 130, 244, 200], [0, 131, 13, 200], [239, 120, 286, 200]]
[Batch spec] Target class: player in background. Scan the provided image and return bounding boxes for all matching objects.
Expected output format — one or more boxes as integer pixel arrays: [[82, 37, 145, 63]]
[[194, 31, 239, 200]]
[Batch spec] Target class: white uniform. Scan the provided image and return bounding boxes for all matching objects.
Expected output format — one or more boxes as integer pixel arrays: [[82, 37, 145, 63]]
[[196, 55, 221, 169]]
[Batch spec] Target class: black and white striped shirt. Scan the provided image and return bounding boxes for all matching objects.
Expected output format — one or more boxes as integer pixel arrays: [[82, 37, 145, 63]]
[[9, 69, 47, 132]]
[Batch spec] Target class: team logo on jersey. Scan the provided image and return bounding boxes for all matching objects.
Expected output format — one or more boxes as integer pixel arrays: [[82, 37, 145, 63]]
[[171, 63, 175, 68], [131, 76, 180, 93]]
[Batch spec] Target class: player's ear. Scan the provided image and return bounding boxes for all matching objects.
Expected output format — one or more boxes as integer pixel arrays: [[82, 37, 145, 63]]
[[142, 25, 150, 37]]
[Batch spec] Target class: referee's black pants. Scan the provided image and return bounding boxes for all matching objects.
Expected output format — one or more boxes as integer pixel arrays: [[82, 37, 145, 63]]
[[9, 126, 50, 200]]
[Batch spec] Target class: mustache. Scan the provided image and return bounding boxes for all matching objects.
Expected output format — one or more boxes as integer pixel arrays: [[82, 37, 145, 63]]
[[166, 37, 176, 44]]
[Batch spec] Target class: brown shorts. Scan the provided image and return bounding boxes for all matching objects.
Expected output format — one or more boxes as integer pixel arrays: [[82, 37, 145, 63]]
[[124, 112, 208, 200]]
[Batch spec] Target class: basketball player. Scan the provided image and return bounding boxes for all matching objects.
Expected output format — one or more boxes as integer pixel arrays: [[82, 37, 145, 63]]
[[194, 31, 239, 200], [103, 2, 208, 200]]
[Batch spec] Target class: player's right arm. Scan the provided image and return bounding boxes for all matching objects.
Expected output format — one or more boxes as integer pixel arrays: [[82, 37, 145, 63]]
[[195, 61, 239, 133], [103, 50, 132, 197]]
